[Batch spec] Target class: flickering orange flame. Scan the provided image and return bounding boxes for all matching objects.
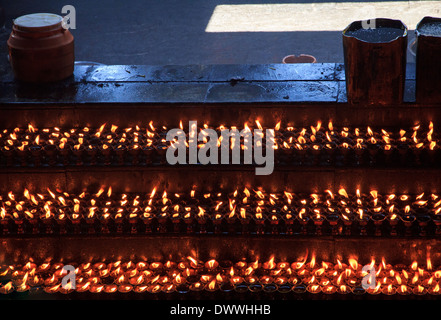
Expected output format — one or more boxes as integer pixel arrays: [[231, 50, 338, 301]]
[[297, 135, 306, 144], [187, 256, 198, 267], [338, 188, 348, 198], [266, 257, 276, 270], [207, 259, 217, 269], [255, 120, 263, 130], [348, 258, 358, 270], [43, 203, 52, 219], [208, 279, 216, 290]]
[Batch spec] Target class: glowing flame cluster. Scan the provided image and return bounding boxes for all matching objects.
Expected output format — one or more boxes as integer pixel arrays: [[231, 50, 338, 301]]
[[1, 187, 441, 234], [280, 121, 437, 152], [1, 256, 440, 296], [0, 122, 437, 155]]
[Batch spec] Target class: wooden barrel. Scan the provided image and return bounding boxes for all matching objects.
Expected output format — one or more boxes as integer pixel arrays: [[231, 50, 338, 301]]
[[342, 18, 408, 105], [415, 16, 441, 104], [7, 13, 74, 82]]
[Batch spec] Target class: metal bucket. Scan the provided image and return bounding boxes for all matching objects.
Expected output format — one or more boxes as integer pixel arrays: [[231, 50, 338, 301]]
[[415, 16, 441, 104], [342, 18, 408, 105]]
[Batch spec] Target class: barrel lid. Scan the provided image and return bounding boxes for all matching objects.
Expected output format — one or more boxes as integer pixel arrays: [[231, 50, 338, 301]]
[[13, 13, 63, 32], [343, 18, 407, 43], [416, 16, 441, 37]]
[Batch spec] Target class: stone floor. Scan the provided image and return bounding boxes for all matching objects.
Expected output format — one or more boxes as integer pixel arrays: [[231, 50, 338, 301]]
[[1, 0, 438, 70]]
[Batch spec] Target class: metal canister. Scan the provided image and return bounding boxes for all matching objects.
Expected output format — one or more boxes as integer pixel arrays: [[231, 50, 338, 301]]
[[343, 18, 408, 105], [415, 16, 441, 104]]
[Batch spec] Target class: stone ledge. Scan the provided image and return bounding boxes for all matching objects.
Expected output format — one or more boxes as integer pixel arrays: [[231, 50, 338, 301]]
[[0, 63, 417, 104]]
